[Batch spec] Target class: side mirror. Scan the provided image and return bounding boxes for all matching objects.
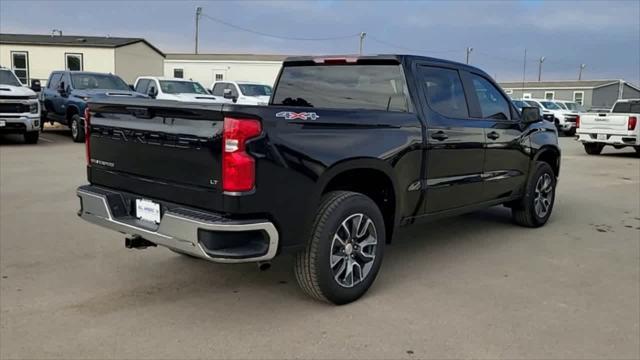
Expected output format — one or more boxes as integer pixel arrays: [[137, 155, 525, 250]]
[[147, 86, 158, 98], [30, 79, 42, 92], [521, 107, 542, 124], [223, 89, 237, 102]]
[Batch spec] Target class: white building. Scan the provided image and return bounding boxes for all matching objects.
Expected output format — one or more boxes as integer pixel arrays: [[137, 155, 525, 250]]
[[0, 33, 165, 85], [163, 53, 287, 88]]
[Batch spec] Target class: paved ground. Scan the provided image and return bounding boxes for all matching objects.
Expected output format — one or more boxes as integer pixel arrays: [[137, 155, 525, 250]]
[[1, 129, 639, 360]]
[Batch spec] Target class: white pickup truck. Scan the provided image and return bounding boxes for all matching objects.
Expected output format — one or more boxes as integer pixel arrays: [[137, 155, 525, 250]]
[[577, 99, 639, 155]]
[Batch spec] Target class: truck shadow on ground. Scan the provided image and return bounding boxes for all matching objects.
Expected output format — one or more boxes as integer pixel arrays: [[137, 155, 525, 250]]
[[0, 128, 74, 145]]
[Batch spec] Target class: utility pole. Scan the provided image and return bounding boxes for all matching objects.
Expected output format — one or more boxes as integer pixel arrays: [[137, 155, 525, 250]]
[[195, 7, 202, 54], [538, 56, 545, 82], [521, 48, 527, 91], [578, 64, 586, 80], [359, 32, 366, 55], [465, 47, 473, 64]]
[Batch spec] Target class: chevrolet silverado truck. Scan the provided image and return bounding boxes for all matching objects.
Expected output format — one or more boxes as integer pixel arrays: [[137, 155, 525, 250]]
[[577, 99, 639, 155], [0, 67, 41, 143], [77, 55, 561, 304], [41, 71, 146, 142]]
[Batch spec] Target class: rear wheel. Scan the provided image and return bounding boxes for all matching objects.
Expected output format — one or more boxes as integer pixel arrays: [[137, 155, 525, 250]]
[[634, 146, 640, 156], [512, 162, 556, 228], [70, 114, 85, 143], [24, 131, 39, 144], [294, 191, 385, 305], [564, 128, 576, 136], [583, 143, 604, 155]]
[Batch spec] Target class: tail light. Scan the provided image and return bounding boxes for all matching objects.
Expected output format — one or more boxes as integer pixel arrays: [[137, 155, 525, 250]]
[[84, 107, 91, 166], [575, 115, 580, 128], [628, 116, 637, 131], [222, 117, 262, 192]]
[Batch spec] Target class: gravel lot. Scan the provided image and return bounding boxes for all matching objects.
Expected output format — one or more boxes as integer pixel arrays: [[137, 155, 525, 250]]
[[1, 129, 639, 359]]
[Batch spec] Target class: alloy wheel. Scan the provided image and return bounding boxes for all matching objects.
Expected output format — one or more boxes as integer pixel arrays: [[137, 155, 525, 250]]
[[534, 173, 554, 218], [330, 213, 378, 288]]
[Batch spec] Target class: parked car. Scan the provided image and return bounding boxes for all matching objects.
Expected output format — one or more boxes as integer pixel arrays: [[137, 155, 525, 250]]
[[0, 67, 41, 143], [77, 55, 560, 304], [525, 99, 577, 135], [134, 77, 222, 103], [577, 99, 639, 155], [514, 99, 554, 122], [41, 71, 147, 142], [554, 100, 585, 113], [210, 81, 272, 105]]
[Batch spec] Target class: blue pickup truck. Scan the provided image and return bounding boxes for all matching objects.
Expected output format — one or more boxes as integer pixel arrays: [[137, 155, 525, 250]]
[[41, 71, 146, 142]]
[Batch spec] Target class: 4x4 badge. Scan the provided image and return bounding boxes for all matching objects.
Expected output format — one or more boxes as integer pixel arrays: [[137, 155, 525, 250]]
[[276, 111, 320, 120]]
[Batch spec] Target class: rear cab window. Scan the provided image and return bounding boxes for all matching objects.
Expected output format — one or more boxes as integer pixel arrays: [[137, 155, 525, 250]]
[[612, 101, 640, 113], [271, 63, 411, 112]]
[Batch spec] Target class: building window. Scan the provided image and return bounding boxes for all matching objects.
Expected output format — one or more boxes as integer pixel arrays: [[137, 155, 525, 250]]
[[573, 91, 584, 105], [544, 91, 555, 100], [173, 68, 184, 78], [65, 53, 83, 71], [523, 93, 532, 99], [504, 89, 513, 95], [215, 73, 224, 81], [11, 51, 29, 85]]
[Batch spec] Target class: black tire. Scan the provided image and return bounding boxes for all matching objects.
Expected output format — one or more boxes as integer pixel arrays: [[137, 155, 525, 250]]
[[24, 131, 39, 144], [583, 143, 604, 155], [512, 162, 556, 228], [634, 146, 640, 157], [294, 191, 385, 305], [40, 111, 47, 131], [70, 114, 85, 143], [564, 128, 576, 136]]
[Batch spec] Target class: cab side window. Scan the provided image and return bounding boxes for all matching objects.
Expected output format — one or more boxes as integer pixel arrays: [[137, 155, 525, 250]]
[[227, 83, 239, 97], [48, 73, 62, 89], [212, 83, 226, 96], [135, 79, 150, 94], [419, 66, 469, 118], [470, 74, 511, 120]]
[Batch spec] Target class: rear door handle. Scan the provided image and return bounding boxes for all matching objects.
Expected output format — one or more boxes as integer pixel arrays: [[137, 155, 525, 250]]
[[430, 131, 448, 141], [487, 131, 500, 140]]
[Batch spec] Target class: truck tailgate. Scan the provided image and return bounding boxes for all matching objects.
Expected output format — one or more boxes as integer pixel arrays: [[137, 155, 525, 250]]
[[87, 99, 225, 207], [580, 113, 629, 133]]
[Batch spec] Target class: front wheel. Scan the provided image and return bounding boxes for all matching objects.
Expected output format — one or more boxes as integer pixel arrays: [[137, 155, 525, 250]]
[[583, 143, 604, 155], [294, 191, 385, 305], [70, 114, 85, 143], [512, 162, 556, 228], [24, 131, 39, 144]]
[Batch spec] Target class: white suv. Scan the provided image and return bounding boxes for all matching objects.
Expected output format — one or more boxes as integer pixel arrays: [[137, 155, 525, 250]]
[[210, 81, 272, 106], [525, 99, 578, 135], [134, 77, 223, 103]]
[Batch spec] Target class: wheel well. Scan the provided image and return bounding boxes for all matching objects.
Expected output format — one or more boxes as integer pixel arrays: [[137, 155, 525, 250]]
[[66, 106, 79, 121], [537, 149, 560, 177], [323, 169, 396, 243]]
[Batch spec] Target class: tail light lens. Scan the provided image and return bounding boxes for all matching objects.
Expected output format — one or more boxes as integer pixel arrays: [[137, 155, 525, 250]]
[[628, 116, 637, 131], [575, 115, 580, 128], [222, 117, 262, 192], [84, 107, 91, 166]]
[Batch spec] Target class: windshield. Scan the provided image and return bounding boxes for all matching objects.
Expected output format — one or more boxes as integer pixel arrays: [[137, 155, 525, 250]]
[[239, 84, 272, 97], [71, 73, 130, 90], [525, 100, 541, 109], [541, 101, 561, 110], [512, 100, 527, 109], [0, 70, 22, 87], [555, 102, 568, 110], [159, 80, 208, 94]]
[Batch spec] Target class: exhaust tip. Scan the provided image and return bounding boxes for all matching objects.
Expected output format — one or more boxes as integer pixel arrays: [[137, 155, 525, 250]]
[[258, 261, 271, 271]]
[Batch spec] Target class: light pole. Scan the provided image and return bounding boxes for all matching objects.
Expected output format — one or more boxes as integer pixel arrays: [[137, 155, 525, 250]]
[[521, 48, 527, 90], [538, 56, 545, 82], [195, 7, 202, 54], [359, 32, 366, 55], [578, 64, 586, 80], [466, 47, 473, 64]]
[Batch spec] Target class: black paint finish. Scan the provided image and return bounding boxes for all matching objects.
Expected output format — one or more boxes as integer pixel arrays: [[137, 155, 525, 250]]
[[85, 55, 560, 253]]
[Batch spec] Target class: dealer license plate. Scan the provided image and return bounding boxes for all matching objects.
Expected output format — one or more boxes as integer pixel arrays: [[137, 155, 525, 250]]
[[135, 199, 161, 223], [597, 134, 607, 141], [0, 120, 6, 127]]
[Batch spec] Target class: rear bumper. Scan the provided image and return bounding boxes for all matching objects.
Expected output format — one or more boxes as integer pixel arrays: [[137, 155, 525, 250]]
[[0, 115, 40, 133], [77, 185, 279, 263], [577, 131, 639, 146]]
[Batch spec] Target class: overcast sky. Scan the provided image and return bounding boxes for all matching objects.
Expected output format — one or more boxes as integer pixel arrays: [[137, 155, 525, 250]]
[[1, 0, 638, 84]]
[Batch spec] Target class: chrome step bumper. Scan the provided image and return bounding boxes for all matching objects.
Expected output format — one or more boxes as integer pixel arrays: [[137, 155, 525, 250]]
[[77, 185, 279, 263]]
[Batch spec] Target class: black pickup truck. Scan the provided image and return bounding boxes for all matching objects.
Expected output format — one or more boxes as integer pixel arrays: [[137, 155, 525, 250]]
[[77, 55, 560, 304]]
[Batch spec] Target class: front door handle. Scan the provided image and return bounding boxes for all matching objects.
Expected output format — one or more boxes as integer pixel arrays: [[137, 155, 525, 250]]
[[431, 131, 448, 141], [487, 131, 500, 140]]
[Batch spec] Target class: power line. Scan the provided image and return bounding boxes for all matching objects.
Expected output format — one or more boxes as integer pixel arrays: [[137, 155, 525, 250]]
[[200, 13, 360, 41]]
